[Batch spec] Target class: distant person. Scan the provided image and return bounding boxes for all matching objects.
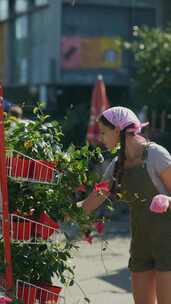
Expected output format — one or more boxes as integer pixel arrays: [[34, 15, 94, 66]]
[[9, 105, 23, 119], [7, 104, 32, 136], [3, 98, 12, 113], [77, 106, 171, 304]]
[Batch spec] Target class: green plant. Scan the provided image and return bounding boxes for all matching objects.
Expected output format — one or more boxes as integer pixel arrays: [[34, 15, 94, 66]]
[[5, 105, 103, 227], [0, 240, 76, 287], [2, 103, 112, 298], [127, 26, 171, 111], [5, 104, 63, 160]]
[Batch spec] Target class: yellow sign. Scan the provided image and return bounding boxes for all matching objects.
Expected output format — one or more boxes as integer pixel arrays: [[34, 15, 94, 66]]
[[100, 37, 122, 68], [80, 37, 122, 68], [61, 36, 122, 69]]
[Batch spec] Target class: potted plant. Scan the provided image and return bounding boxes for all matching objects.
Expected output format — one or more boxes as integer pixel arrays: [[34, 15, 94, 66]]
[[3, 103, 106, 302], [0, 240, 75, 303]]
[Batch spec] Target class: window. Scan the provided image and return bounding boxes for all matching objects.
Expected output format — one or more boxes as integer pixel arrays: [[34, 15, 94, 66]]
[[35, 0, 48, 6], [19, 57, 28, 84], [14, 0, 28, 13], [15, 16, 28, 39], [0, 0, 9, 21]]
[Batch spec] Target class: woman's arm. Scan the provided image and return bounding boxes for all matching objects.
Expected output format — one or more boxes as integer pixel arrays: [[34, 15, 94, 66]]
[[77, 157, 115, 215], [159, 165, 171, 207], [159, 165, 171, 194], [149, 165, 171, 214], [77, 189, 109, 215]]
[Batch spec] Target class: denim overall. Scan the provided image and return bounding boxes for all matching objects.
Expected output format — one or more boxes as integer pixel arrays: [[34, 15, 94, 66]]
[[121, 156, 171, 272]]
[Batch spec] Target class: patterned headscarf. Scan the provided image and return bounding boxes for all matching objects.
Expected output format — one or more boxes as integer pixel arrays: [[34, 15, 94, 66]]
[[102, 106, 149, 134]]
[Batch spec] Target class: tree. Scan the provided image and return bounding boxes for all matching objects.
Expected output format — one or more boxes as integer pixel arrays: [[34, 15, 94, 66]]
[[128, 26, 171, 111]]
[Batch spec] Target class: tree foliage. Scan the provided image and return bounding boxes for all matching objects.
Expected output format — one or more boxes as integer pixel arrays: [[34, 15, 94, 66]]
[[128, 26, 171, 110]]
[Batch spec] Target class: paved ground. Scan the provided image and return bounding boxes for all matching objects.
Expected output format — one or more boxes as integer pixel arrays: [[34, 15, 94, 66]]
[[60, 214, 134, 304]]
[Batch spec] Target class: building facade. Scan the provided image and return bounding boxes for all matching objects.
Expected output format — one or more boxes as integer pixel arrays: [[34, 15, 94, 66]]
[[0, 0, 161, 116], [161, 0, 171, 28]]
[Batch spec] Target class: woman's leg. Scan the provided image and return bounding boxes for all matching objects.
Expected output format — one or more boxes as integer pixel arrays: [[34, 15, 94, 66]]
[[156, 271, 171, 304], [131, 271, 157, 304]]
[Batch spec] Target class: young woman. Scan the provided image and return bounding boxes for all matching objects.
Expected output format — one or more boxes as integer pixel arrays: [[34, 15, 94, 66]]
[[78, 106, 171, 304]]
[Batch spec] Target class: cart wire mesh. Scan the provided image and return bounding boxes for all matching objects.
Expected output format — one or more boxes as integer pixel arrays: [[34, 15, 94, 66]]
[[16, 280, 64, 303], [6, 150, 63, 184], [0, 214, 64, 243]]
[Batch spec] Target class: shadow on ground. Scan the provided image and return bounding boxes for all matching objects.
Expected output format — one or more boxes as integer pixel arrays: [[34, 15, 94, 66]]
[[99, 267, 131, 292]]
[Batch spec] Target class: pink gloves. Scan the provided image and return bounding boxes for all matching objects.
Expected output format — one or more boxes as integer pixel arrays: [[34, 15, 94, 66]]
[[150, 194, 170, 213]]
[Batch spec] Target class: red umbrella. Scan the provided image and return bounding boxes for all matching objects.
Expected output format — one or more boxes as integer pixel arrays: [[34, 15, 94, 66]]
[[87, 75, 110, 145]]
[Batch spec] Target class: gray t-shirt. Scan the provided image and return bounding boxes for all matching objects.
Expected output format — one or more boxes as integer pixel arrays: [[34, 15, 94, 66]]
[[103, 142, 171, 195]]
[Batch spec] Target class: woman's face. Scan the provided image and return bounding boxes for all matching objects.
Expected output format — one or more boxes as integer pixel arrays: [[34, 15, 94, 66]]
[[99, 122, 120, 150]]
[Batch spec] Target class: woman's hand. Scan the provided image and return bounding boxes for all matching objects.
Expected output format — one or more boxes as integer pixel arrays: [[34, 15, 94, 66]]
[[76, 201, 84, 208], [150, 194, 170, 213]]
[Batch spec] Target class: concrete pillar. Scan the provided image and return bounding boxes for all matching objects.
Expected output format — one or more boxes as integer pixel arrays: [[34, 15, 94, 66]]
[[48, 0, 62, 82], [155, 0, 163, 28]]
